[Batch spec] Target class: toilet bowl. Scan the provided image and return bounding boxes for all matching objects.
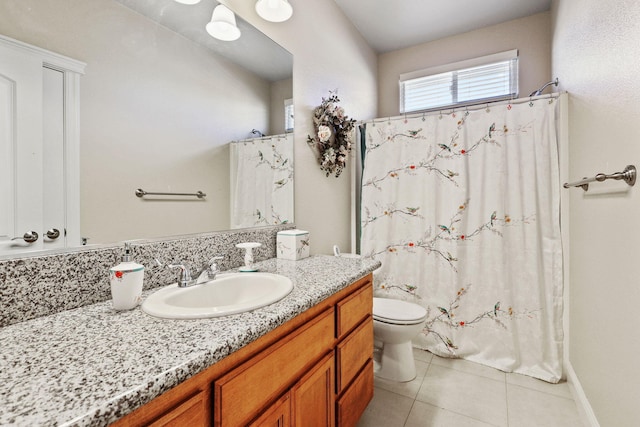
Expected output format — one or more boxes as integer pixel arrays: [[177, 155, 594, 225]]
[[373, 297, 427, 382]]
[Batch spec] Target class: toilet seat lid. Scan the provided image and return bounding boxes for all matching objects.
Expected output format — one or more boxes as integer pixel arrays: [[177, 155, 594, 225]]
[[373, 297, 427, 323]]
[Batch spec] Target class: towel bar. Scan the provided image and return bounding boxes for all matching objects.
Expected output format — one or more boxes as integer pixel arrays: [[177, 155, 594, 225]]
[[135, 189, 206, 199], [563, 165, 636, 191]]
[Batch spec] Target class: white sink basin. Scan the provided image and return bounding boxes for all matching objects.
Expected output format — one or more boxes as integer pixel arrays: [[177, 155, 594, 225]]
[[141, 272, 293, 319]]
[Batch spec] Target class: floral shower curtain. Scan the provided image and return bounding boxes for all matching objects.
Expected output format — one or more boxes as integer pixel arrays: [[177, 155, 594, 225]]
[[360, 97, 564, 382], [230, 134, 294, 229]]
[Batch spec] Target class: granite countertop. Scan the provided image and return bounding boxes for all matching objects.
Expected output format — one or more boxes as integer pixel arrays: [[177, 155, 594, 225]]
[[0, 255, 380, 427]]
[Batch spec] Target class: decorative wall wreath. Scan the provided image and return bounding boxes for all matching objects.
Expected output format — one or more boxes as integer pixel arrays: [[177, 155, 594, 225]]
[[307, 91, 357, 177]]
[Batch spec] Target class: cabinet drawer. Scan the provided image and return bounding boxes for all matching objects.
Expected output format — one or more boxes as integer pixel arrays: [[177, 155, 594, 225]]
[[336, 281, 372, 339], [336, 359, 374, 427], [335, 316, 373, 394], [215, 308, 335, 427]]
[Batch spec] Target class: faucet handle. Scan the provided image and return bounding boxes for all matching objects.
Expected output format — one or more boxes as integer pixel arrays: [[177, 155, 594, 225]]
[[193, 256, 225, 285], [167, 263, 193, 287], [208, 255, 224, 268]]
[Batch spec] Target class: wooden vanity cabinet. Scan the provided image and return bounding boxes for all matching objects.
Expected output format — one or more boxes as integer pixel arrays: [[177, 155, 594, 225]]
[[248, 392, 290, 427], [291, 352, 335, 426], [112, 274, 373, 427], [146, 390, 208, 427], [214, 308, 335, 426], [334, 281, 374, 427], [246, 351, 334, 427]]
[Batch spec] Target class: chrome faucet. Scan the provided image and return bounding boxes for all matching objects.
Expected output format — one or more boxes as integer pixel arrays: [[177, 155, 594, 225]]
[[156, 256, 224, 288]]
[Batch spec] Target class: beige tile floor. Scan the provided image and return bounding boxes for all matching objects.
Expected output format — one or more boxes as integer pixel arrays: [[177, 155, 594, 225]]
[[357, 349, 585, 427]]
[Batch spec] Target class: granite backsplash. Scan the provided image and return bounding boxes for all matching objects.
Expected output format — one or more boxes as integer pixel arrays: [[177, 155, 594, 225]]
[[0, 225, 294, 327]]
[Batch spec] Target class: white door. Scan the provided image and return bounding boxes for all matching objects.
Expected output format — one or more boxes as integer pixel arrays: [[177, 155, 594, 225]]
[[42, 66, 66, 250], [0, 35, 84, 256], [0, 41, 45, 253]]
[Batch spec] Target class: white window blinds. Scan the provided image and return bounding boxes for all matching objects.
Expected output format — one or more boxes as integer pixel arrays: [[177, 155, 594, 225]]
[[284, 98, 294, 132], [400, 50, 518, 113]]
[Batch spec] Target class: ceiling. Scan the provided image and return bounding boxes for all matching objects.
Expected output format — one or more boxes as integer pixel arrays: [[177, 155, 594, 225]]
[[113, 0, 552, 79], [333, 0, 552, 53]]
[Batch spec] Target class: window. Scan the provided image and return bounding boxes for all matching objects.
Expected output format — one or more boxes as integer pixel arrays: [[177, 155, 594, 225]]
[[399, 50, 518, 113], [284, 98, 294, 132]]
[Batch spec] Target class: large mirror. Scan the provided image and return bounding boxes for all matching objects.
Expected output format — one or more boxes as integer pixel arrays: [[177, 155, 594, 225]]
[[0, 0, 293, 250]]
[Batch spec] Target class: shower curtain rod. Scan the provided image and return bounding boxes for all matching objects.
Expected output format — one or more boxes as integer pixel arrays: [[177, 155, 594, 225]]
[[232, 133, 291, 143], [359, 92, 564, 126]]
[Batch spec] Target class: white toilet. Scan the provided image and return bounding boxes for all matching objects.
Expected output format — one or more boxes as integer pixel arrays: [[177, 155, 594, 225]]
[[373, 297, 428, 382]]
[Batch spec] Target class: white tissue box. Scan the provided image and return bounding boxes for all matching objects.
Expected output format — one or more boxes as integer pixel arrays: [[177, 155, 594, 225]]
[[277, 229, 310, 260]]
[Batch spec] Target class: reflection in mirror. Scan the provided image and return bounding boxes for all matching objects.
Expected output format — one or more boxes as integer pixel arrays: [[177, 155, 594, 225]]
[[0, 0, 293, 253], [230, 134, 294, 228]]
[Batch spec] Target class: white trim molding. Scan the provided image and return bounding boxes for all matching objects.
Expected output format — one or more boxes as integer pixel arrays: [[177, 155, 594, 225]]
[[0, 34, 86, 74], [565, 361, 601, 427], [399, 49, 518, 82]]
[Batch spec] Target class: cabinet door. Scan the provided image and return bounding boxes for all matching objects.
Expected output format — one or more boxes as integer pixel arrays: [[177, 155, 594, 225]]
[[249, 392, 291, 427], [291, 352, 335, 427]]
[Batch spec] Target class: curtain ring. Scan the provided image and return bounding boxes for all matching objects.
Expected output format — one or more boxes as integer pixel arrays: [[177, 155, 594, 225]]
[[529, 97, 534, 107], [422, 112, 426, 122], [486, 104, 490, 113]]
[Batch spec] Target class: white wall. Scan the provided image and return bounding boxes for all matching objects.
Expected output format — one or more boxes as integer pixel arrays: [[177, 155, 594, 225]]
[[269, 78, 293, 136], [224, 0, 378, 255], [0, 0, 274, 244], [552, 1, 640, 426], [378, 12, 551, 117]]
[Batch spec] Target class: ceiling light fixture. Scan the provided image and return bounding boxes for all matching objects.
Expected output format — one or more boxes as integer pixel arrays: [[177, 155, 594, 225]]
[[206, 4, 241, 41], [255, 0, 293, 23], [174, 0, 201, 4]]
